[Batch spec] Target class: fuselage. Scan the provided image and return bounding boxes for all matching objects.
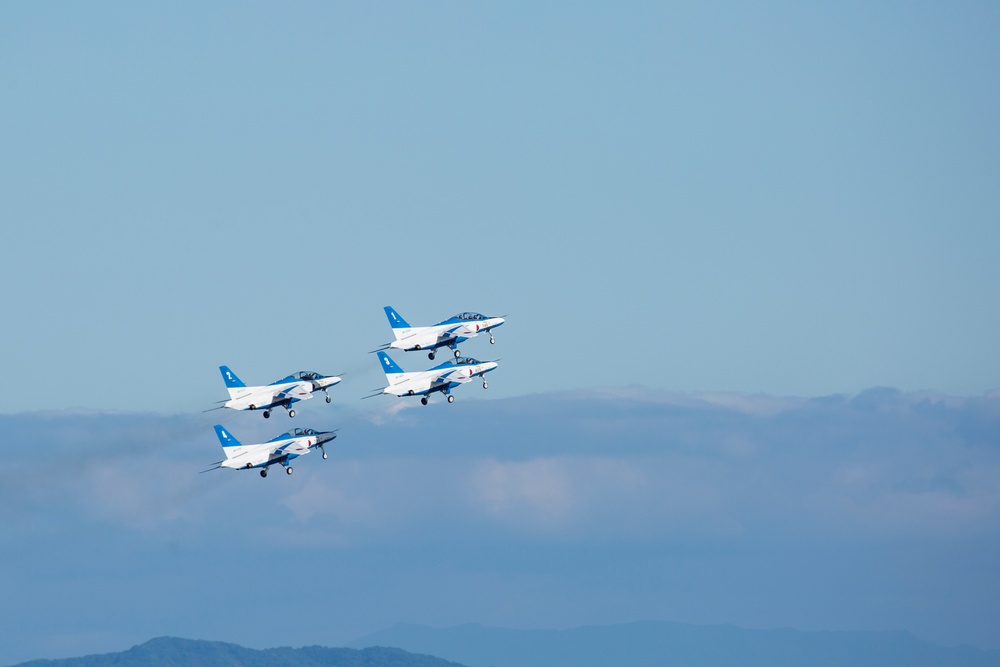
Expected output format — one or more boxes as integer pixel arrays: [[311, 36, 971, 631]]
[[224, 381, 311, 410], [390, 315, 505, 352], [383, 359, 499, 397], [223, 373, 341, 411], [220, 431, 336, 470]]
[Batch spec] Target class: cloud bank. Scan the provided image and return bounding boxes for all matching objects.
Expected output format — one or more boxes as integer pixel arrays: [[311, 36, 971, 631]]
[[1, 388, 998, 664]]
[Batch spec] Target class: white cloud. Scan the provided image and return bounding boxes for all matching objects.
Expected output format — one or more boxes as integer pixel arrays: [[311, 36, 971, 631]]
[[467, 458, 578, 526], [6, 389, 1000, 543]]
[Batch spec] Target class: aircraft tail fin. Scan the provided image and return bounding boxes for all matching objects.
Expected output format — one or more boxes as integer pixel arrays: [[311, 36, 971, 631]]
[[376, 351, 404, 376], [219, 366, 246, 389], [384, 306, 411, 335], [214, 425, 243, 457]]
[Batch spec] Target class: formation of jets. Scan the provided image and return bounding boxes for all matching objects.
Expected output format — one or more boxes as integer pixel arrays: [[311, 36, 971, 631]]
[[369, 306, 504, 406], [204, 305, 505, 477]]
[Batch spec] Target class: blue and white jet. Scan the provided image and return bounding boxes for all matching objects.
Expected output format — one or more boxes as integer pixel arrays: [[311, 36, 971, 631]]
[[205, 425, 338, 477], [374, 306, 505, 360], [373, 350, 498, 405], [217, 366, 342, 419]]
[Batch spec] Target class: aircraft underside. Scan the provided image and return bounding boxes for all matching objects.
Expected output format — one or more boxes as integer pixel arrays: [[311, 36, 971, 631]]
[[251, 399, 297, 419]]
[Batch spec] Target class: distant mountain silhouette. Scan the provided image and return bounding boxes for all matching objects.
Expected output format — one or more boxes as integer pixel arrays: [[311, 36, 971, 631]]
[[11, 637, 470, 667], [349, 620, 1000, 667]]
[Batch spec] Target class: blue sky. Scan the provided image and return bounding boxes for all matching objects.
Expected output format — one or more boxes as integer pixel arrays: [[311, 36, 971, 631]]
[[2, 1, 998, 413], [2, 2, 1000, 664]]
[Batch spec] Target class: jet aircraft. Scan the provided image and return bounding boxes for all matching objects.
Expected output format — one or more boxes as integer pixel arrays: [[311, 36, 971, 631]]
[[372, 350, 498, 405], [374, 306, 505, 359], [217, 366, 341, 418], [204, 425, 337, 477]]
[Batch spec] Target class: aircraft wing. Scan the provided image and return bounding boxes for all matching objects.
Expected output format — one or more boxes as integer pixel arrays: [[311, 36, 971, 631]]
[[433, 369, 471, 385], [275, 383, 313, 401], [436, 325, 465, 342], [271, 441, 310, 459]]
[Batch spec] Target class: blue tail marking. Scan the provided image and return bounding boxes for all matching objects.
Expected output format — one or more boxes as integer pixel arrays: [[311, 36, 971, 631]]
[[377, 351, 404, 374], [214, 425, 243, 449], [219, 366, 246, 388], [384, 306, 410, 329]]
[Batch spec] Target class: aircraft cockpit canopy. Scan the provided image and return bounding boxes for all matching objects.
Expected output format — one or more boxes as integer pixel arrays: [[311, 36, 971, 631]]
[[453, 312, 487, 321], [289, 427, 318, 437], [295, 371, 320, 380], [455, 356, 481, 365]]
